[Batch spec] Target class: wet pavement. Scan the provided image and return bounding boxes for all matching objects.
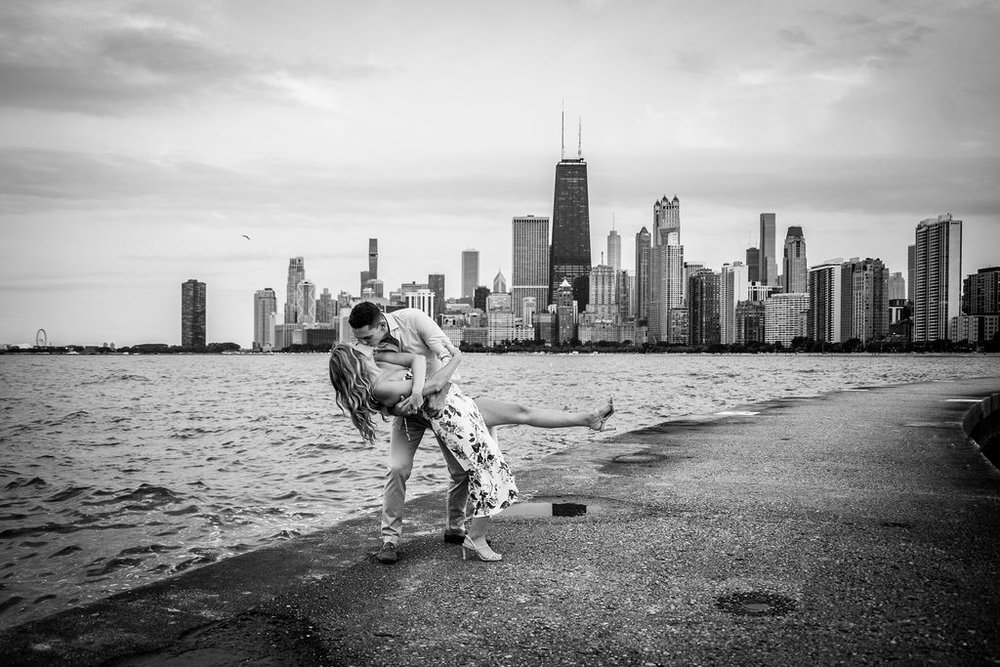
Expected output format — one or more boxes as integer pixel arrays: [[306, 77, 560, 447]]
[[2, 376, 999, 666]]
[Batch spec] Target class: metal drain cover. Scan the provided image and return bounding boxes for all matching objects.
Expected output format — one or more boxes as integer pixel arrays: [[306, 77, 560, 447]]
[[715, 591, 797, 617]]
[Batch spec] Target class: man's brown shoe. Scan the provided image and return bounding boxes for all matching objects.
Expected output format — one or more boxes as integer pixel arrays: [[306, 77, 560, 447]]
[[376, 542, 399, 564], [443, 530, 467, 545]]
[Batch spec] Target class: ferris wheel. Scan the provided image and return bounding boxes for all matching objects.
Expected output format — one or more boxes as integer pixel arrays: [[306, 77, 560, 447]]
[[36, 329, 47, 347]]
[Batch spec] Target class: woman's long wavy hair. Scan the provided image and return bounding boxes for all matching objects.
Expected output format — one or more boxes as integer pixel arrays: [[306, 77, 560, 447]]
[[329, 344, 383, 443]]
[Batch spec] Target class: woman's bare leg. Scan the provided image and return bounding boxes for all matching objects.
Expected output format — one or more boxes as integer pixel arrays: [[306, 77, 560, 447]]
[[464, 516, 501, 560], [475, 396, 612, 430]]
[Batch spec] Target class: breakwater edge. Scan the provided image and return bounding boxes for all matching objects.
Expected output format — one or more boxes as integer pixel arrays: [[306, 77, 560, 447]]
[[2, 352, 999, 629]]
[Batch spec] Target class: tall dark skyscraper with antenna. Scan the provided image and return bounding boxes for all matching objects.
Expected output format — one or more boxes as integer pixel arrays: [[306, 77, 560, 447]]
[[548, 113, 592, 308]]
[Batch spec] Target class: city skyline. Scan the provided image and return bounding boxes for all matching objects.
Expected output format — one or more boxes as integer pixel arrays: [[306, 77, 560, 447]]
[[1, 1, 998, 346]]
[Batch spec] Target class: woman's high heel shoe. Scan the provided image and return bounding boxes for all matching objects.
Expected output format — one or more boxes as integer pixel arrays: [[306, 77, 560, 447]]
[[590, 397, 615, 432], [462, 537, 502, 562]]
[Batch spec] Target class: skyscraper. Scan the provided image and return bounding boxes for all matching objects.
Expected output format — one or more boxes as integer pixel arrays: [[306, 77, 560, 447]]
[[913, 214, 963, 342], [845, 258, 889, 343], [316, 288, 335, 324], [511, 215, 549, 319], [462, 249, 479, 299], [181, 279, 206, 348], [556, 279, 577, 344], [360, 238, 378, 295], [764, 292, 809, 346], [285, 257, 305, 323], [649, 245, 684, 343], [588, 264, 618, 322], [493, 269, 507, 294], [428, 273, 445, 320], [964, 267, 1000, 315], [296, 280, 316, 325], [746, 247, 760, 283], [634, 227, 651, 322], [607, 227, 621, 272], [549, 117, 591, 307], [888, 272, 906, 301], [720, 262, 749, 345], [782, 226, 808, 293], [759, 213, 778, 286], [648, 196, 684, 342], [253, 288, 277, 351], [688, 268, 720, 346], [808, 262, 846, 344], [907, 244, 916, 304]]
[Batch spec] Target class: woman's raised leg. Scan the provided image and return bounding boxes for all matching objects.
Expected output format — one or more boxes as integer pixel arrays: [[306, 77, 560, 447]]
[[474, 396, 613, 431]]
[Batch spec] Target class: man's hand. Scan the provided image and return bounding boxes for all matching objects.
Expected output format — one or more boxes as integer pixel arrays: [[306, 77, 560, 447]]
[[424, 384, 450, 414], [396, 393, 424, 416]]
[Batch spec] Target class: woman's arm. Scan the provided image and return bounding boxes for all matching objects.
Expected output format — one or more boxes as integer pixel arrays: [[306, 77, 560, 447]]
[[423, 342, 461, 396]]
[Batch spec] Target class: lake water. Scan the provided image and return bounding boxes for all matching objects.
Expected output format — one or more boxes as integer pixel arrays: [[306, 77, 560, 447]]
[[2, 352, 999, 629]]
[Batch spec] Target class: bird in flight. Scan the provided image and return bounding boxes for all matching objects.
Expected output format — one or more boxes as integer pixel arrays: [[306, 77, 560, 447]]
[[242, 234, 251, 240]]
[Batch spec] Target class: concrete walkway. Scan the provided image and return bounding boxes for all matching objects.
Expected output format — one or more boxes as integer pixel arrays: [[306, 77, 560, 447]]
[[3, 377, 1000, 666]]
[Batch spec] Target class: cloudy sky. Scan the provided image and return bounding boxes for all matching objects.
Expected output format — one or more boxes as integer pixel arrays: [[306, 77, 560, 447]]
[[1, 0, 997, 347]]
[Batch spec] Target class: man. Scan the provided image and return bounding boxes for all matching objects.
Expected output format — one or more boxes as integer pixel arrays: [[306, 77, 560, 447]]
[[348, 301, 469, 564]]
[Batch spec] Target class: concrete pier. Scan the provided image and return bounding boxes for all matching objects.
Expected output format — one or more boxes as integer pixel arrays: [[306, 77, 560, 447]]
[[2, 376, 1000, 666]]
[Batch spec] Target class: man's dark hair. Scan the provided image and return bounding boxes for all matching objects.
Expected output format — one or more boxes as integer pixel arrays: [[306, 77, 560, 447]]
[[349, 301, 382, 329]]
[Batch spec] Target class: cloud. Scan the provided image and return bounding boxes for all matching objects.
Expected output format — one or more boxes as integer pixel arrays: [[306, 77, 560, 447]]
[[0, 0, 380, 115]]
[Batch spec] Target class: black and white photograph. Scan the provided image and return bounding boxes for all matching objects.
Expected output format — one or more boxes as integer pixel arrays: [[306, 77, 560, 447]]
[[1, 1, 999, 664]]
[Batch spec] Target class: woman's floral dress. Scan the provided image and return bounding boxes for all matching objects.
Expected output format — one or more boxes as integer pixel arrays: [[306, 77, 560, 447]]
[[422, 383, 518, 517]]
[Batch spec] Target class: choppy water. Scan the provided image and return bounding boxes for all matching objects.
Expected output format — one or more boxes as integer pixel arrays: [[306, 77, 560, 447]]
[[2, 352, 998, 629]]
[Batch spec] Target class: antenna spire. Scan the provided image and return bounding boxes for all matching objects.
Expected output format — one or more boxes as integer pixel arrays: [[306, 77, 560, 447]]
[[577, 116, 582, 158], [560, 104, 565, 160]]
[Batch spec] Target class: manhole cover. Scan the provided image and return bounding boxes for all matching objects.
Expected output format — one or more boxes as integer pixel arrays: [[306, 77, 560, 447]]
[[715, 591, 796, 617]]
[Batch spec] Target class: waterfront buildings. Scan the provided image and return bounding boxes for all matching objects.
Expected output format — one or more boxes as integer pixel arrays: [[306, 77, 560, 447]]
[[283, 257, 305, 324], [511, 215, 549, 322], [759, 213, 778, 287], [461, 249, 479, 299], [253, 288, 277, 351], [782, 226, 808, 294], [913, 214, 963, 342], [181, 279, 206, 348]]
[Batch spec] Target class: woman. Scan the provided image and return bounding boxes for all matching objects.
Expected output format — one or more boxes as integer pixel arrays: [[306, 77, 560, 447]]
[[328, 343, 613, 562]]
